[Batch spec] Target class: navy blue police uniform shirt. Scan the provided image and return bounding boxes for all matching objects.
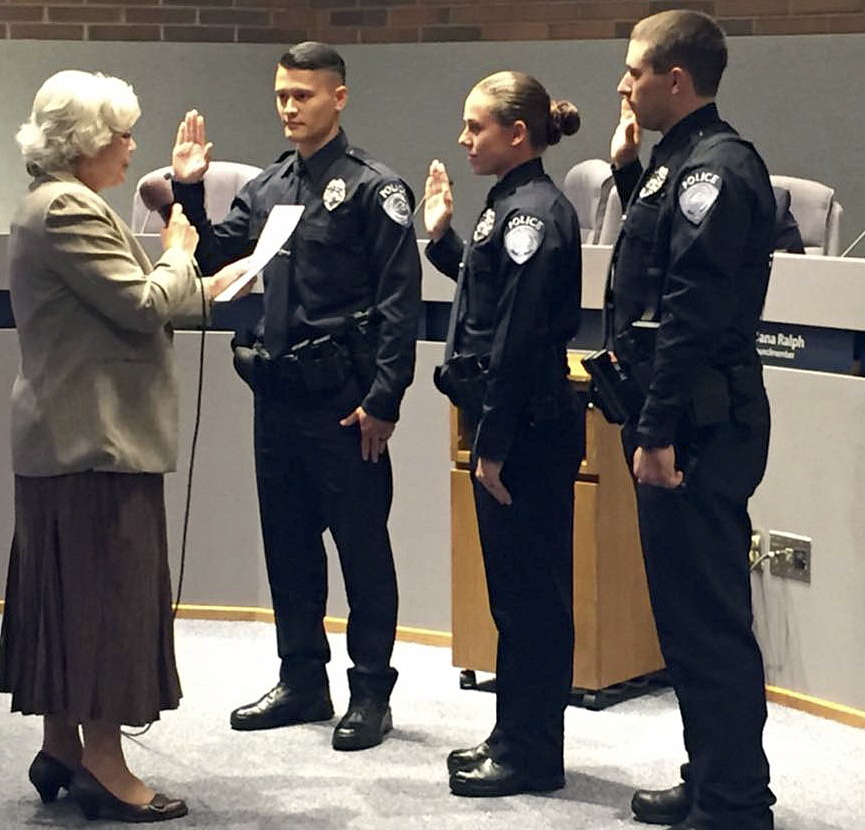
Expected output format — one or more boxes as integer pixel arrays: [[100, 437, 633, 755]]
[[610, 103, 776, 449], [172, 129, 422, 423], [426, 158, 582, 462]]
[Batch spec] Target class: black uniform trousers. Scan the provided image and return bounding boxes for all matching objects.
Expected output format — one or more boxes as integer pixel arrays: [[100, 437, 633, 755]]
[[623, 397, 775, 830], [253, 375, 398, 697], [471, 407, 581, 775]]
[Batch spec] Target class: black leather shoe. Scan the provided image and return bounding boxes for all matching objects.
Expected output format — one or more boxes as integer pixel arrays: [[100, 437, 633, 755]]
[[446, 741, 490, 774], [69, 768, 188, 823], [667, 814, 773, 830], [332, 700, 393, 750], [230, 682, 334, 731], [28, 751, 75, 804], [631, 782, 691, 825], [449, 756, 565, 798]]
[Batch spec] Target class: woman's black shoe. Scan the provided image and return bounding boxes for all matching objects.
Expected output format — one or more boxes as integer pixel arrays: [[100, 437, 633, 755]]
[[70, 768, 188, 823], [28, 751, 75, 804]]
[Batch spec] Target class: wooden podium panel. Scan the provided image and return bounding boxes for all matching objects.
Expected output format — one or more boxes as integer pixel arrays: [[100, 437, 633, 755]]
[[450, 362, 664, 691], [450, 468, 497, 673]]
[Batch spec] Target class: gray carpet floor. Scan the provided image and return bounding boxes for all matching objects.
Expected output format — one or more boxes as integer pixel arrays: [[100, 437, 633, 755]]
[[1, 619, 863, 829]]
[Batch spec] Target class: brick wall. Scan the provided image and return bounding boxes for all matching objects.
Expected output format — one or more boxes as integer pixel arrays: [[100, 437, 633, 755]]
[[1, 0, 863, 42]]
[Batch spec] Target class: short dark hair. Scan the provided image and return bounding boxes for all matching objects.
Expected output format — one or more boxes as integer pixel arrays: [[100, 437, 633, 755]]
[[631, 10, 727, 97], [279, 41, 346, 84], [475, 71, 580, 151]]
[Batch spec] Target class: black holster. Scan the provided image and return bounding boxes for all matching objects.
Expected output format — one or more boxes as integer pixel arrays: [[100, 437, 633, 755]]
[[231, 333, 271, 394], [581, 349, 645, 425], [342, 310, 378, 391], [433, 353, 489, 420]]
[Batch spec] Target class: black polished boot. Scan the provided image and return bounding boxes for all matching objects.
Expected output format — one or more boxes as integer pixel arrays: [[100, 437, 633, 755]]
[[28, 751, 75, 804], [230, 681, 334, 731], [449, 756, 565, 798], [332, 666, 397, 751], [446, 741, 490, 775], [631, 763, 691, 825], [69, 768, 188, 823], [332, 700, 393, 750]]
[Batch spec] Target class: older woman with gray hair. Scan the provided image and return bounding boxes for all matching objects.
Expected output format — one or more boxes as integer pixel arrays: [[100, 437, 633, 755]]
[[0, 70, 247, 823]]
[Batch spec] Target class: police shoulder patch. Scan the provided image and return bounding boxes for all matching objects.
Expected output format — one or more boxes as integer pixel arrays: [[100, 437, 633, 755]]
[[678, 169, 722, 225], [378, 181, 412, 227], [504, 214, 545, 264]]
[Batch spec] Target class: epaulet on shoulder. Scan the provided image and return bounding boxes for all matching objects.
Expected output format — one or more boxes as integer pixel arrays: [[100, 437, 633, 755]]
[[701, 124, 750, 153], [345, 145, 391, 177]]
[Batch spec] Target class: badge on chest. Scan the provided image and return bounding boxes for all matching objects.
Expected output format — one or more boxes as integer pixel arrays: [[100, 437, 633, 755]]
[[473, 208, 495, 243], [323, 178, 347, 211], [639, 165, 668, 199]]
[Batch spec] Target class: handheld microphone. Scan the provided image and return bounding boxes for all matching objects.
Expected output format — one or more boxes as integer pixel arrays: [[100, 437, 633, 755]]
[[139, 170, 203, 281], [138, 171, 175, 226]]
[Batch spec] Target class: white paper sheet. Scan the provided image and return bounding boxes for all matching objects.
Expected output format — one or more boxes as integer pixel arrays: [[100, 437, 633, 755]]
[[214, 204, 305, 302]]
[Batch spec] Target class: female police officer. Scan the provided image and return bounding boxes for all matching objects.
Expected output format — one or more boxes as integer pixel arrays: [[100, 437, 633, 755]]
[[424, 71, 584, 797]]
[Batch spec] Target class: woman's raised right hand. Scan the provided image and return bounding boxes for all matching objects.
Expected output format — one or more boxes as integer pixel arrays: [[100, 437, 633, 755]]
[[161, 203, 199, 258], [424, 159, 454, 242]]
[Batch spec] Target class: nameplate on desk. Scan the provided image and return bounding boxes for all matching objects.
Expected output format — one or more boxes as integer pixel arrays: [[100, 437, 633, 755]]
[[756, 322, 856, 373]]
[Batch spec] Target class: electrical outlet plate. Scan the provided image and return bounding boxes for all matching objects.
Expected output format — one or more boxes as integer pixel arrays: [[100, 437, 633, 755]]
[[768, 531, 811, 583], [748, 531, 764, 571]]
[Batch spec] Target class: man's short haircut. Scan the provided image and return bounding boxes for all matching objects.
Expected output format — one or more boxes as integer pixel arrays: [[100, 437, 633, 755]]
[[279, 42, 346, 84], [631, 10, 727, 98]]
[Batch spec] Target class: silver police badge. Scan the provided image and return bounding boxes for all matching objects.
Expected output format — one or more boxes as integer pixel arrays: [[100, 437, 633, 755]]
[[473, 208, 495, 242], [379, 182, 412, 227], [504, 214, 545, 264], [322, 178, 346, 211], [678, 170, 722, 225], [639, 165, 669, 199]]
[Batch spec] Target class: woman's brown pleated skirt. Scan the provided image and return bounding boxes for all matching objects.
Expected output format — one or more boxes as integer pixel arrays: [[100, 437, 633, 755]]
[[0, 471, 182, 726]]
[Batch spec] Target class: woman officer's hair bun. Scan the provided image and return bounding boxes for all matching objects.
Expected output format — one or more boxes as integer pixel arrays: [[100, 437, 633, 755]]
[[476, 71, 581, 151], [547, 100, 581, 146]]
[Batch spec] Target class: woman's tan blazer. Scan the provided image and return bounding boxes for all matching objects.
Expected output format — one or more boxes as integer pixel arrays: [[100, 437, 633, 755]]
[[8, 171, 207, 476]]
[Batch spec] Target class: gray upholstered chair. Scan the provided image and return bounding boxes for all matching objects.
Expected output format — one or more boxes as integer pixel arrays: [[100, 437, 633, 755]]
[[596, 185, 624, 246], [562, 158, 618, 244], [769, 174, 843, 256], [131, 161, 262, 233]]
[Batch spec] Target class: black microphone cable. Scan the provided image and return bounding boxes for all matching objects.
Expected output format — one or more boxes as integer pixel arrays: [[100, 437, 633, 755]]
[[173, 268, 208, 623]]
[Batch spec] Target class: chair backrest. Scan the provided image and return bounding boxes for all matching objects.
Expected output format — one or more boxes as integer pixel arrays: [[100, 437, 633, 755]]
[[769, 174, 844, 256], [562, 158, 616, 244], [596, 185, 624, 246], [131, 161, 263, 233]]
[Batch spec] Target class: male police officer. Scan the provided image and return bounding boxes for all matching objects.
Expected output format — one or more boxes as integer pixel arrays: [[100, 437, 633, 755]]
[[171, 42, 421, 751], [606, 11, 776, 830]]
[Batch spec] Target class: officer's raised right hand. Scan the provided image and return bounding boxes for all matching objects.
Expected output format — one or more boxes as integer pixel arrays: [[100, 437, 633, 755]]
[[173, 109, 213, 184], [610, 98, 641, 170], [424, 159, 453, 242]]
